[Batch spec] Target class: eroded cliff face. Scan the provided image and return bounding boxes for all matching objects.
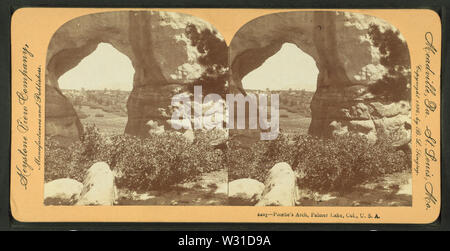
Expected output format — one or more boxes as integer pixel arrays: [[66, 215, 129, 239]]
[[46, 10, 411, 146], [230, 11, 411, 144], [46, 11, 223, 139]]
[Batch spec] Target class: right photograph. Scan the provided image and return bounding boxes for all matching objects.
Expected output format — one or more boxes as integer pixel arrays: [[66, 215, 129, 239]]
[[226, 11, 412, 207]]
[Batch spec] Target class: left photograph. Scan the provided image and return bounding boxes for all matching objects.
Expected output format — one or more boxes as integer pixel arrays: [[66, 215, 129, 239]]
[[44, 11, 230, 206]]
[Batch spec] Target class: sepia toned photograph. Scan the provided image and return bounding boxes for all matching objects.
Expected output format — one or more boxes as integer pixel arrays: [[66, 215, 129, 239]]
[[44, 10, 412, 208], [226, 11, 412, 207], [44, 11, 230, 206]]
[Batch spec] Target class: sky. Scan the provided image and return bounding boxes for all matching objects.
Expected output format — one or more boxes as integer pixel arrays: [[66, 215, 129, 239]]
[[58, 43, 135, 91], [241, 43, 319, 91]]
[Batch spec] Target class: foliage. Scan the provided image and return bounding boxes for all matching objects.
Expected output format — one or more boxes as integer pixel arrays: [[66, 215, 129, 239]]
[[45, 125, 106, 182], [62, 89, 129, 118], [45, 125, 224, 191], [46, 124, 410, 193], [108, 131, 223, 191], [226, 133, 410, 193], [225, 134, 292, 182], [278, 90, 314, 117], [291, 134, 409, 192], [368, 24, 411, 101], [185, 24, 229, 96]]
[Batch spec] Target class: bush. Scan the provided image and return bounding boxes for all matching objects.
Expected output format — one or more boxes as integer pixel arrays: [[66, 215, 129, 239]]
[[225, 134, 292, 182], [46, 123, 410, 193], [226, 133, 410, 193], [45, 125, 224, 191], [45, 125, 106, 183], [108, 132, 223, 191], [292, 134, 410, 192]]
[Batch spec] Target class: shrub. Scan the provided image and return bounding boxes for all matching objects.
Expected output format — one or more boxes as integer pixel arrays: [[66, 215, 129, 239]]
[[224, 140, 266, 182], [44, 138, 89, 183], [45, 125, 224, 191], [225, 134, 292, 182], [293, 134, 410, 192], [45, 123, 410, 194], [226, 133, 410, 193], [108, 132, 223, 191], [44, 125, 105, 183]]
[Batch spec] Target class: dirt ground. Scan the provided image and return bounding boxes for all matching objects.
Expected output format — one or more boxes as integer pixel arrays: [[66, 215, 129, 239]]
[[116, 169, 228, 206]]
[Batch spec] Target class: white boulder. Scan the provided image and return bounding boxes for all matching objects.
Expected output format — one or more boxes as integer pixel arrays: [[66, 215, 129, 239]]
[[44, 178, 83, 203], [215, 178, 265, 205], [147, 120, 165, 135], [182, 129, 195, 143], [256, 162, 298, 206], [76, 162, 117, 206]]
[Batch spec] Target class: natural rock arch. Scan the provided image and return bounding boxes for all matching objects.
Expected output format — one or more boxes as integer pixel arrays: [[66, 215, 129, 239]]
[[45, 11, 222, 140], [46, 10, 411, 145], [229, 11, 411, 143]]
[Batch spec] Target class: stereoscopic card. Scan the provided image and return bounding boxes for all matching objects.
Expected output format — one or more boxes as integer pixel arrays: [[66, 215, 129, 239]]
[[9, 7, 442, 224]]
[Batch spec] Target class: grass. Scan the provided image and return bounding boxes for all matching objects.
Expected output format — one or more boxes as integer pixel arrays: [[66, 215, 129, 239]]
[[279, 108, 311, 135], [75, 105, 128, 136]]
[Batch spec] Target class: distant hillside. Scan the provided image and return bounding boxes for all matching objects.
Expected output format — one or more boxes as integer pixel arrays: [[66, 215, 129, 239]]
[[246, 89, 314, 117], [61, 89, 130, 117]]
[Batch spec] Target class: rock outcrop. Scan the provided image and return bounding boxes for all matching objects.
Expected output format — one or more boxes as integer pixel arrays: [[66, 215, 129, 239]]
[[215, 178, 265, 205], [76, 162, 117, 206], [46, 11, 410, 145], [230, 11, 411, 144], [46, 11, 226, 140], [256, 162, 298, 206], [147, 120, 165, 135], [182, 129, 195, 143], [44, 178, 83, 204]]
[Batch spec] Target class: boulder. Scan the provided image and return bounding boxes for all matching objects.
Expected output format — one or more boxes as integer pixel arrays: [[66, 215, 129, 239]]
[[147, 120, 165, 135], [370, 101, 410, 118], [182, 129, 195, 143], [396, 177, 412, 196], [256, 162, 298, 206], [341, 103, 372, 120], [215, 178, 265, 205], [44, 178, 83, 204], [76, 162, 117, 206]]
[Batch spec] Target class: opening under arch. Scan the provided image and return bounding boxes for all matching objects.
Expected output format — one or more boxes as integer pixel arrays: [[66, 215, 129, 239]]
[[58, 42, 135, 136], [241, 42, 319, 135]]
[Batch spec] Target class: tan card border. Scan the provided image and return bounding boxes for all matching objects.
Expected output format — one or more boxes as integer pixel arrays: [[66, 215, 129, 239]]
[[10, 8, 441, 223]]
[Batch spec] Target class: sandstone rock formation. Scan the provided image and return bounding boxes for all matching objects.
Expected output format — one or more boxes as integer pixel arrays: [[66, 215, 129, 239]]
[[230, 11, 411, 144], [147, 120, 165, 135], [46, 11, 226, 140], [76, 162, 117, 206], [256, 162, 298, 206], [46, 11, 411, 145], [182, 129, 195, 143], [44, 178, 83, 204], [215, 178, 265, 205]]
